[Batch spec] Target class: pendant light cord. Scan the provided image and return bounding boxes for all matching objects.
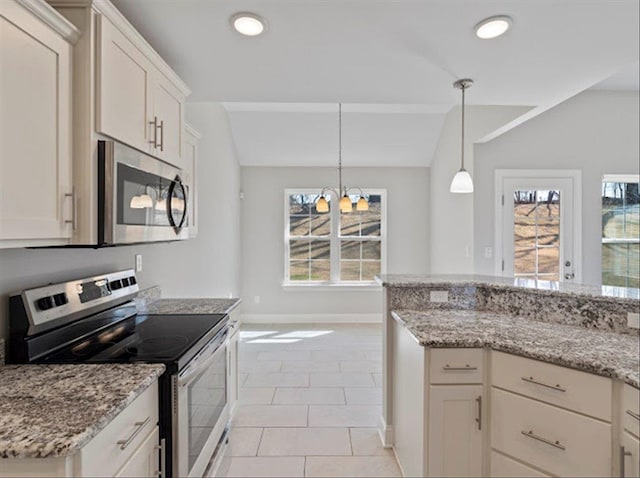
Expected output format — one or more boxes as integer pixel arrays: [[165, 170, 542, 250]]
[[461, 85, 465, 170], [338, 103, 343, 195]]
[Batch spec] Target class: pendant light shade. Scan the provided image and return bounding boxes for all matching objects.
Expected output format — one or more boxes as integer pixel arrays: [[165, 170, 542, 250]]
[[316, 104, 368, 213], [450, 79, 474, 194], [316, 196, 329, 213], [450, 169, 474, 193]]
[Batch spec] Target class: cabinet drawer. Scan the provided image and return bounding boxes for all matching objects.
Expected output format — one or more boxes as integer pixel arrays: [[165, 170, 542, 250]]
[[490, 451, 551, 477], [623, 384, 639, 437], [491, 351, 612, 421], [491, 388, 611, 477], [621, 431, 640, 478], [429, 348, 483, 384], [79, 382, 158, 477]]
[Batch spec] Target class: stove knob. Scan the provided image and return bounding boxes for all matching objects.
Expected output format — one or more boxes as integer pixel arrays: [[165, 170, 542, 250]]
[[121, 277, 130, 287], [37, 296, 54, 311], [53, 293, 68, 306], [110, 280, 122, 290], [128, 276, 137, 285]]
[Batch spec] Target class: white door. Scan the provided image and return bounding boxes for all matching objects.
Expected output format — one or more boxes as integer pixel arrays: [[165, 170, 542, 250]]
[[496, 171, 581, 283]]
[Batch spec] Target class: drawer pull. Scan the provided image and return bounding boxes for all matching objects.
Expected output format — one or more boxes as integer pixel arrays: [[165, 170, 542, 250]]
[[443, 364, 477, 371], [521, 376, 566, 392], [620, 446, 632, 477], [116, 416, 150, 450], [475, 395, 482, 431], [626, 409, 640, 422], [521, 430, 566, 451], [149, 117, 158, 148]]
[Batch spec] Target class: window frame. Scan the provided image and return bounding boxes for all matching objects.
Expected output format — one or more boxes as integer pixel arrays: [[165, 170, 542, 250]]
[[283, 188, 387, 288], [601, 174, 640, 288]]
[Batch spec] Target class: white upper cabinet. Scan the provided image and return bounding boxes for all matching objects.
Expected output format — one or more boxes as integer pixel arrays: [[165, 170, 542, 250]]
[[96, 14, 151, 155], [183, 123, 200, 238], [96, 13, 186, 168], [0, 0, 78, 248]]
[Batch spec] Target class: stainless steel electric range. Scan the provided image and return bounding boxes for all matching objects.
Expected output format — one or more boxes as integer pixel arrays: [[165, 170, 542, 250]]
[[7, 270, 230, 478]]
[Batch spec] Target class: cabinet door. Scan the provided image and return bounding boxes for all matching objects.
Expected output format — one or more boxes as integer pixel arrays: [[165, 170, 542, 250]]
[[150, 72, 184, 166], [0, 1, 72, 245], [114, 427, 160, 478], [621, 432, 639, 478], [183, 125, 200, 237], [227, 324, 239, 416], [428, 385, 483, 477], [96, 15, 151, 154]]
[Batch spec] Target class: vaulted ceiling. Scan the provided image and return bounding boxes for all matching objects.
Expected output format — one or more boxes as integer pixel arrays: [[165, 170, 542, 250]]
[[112, 0, 639, 166]]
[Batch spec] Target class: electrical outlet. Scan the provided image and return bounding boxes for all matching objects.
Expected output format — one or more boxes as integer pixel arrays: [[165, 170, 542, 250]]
[[430, 290, 449, 303], [627, 312, 640, 330], [135, 254, 143, 272]]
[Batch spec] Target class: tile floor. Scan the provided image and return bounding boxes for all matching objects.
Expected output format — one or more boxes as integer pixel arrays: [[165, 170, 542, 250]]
[[223, 323, 401, 478]]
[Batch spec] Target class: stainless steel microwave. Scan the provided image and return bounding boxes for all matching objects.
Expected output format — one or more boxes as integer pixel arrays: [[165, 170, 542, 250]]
[[98, 140, 188, 245]]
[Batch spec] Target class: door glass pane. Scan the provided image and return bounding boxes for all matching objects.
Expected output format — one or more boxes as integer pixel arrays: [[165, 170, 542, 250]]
[[513, 190, 561, 280]]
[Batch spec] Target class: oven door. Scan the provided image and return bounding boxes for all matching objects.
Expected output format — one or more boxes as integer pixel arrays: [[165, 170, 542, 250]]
[[99, 140, 189, 245], [174, 326, 229, 478]]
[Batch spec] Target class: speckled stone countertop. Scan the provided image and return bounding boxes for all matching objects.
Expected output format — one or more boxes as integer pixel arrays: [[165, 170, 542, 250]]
[[377, 273, 640, 301], [392, 309, 640, 388], [138, 298, 241, 316], [0, 363, 164, 459]]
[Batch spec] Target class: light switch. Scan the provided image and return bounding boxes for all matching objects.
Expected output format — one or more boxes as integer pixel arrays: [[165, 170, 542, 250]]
[[135, 254, 143, 272]]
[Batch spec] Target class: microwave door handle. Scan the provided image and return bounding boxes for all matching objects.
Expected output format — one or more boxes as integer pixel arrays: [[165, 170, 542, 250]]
[[167, 176, 187, 233]]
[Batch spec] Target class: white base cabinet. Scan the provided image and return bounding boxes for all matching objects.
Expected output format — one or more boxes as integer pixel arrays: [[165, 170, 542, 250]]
[[0, 0, 77, 248]]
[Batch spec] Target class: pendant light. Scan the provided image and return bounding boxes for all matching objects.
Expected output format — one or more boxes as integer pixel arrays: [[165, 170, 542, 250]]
[[316, 104, 368, 213], [450, 79, 474, 194]]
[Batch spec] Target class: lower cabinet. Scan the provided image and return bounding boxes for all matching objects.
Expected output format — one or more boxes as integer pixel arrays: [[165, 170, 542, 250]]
[[114, 427, 160, 478], [428, 385, 483, 477], [490, 451, 551, 477], [621, 431, 639, 478]]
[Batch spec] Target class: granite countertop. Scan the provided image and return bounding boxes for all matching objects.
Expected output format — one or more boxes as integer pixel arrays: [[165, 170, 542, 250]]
[[138, 298, 241, 316], [0, 363, 164, 459], [392, 309, 640, 388], [377, 273, 640, 301]]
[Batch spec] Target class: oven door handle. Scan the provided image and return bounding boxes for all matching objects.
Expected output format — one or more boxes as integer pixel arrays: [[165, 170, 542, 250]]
[[178, 329, 227, 387]]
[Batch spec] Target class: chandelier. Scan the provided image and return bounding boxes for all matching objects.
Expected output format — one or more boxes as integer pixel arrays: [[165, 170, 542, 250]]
[[316, 104, 369, 213]]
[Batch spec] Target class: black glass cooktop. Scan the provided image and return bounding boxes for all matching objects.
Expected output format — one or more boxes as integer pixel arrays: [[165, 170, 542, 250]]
[[39, 313, 226, 371]]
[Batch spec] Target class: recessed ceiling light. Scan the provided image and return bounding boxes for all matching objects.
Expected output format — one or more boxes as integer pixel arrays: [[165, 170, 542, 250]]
[[231, 13, 265, 36], [475, 15, 512, 39]]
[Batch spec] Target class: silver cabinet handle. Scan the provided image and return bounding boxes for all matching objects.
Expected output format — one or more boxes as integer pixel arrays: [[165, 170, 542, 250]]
[[620, 445, 632, 477], [154, 438, 166, 477], [521, 376, 566, 392], [64, 188, 77, 230], [626, 409, 640, 422], [149, 116, 158, 148], [476, 395, 482, 431], [443, 364, 478, 371], [521, 430, 566, 450], [116, 416, 150, 450], [158, 119, 164, 152]]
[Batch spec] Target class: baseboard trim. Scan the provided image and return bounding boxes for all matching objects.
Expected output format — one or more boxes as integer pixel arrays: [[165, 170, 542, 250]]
[[240, 313, 382, 324], [378, 414, 394, 447]]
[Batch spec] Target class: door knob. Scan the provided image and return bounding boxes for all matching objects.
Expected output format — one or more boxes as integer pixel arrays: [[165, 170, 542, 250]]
[[565, 261, 571, 267], [564, 272, 575, 280]]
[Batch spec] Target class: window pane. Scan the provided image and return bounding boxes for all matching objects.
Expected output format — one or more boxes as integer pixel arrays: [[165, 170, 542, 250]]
[[341, 240, 360, 260], [310, 215, 331, 236], [289, 239, 309, 260], [289, 261, 309, 281], [340, 261, 360, 281], [289, 216, 309, 236], [361, 214, 381, 236], [362, 241, 381, 260], [602, 243, 640, 288], [538, 247, 559, 274], [340, 214, 360, 236], [362, 261, 381, 281], [514, 217, 537, 249], [310, 240, 330, 260], [310, 260, 330, 281], [537, 216, 560, 247]]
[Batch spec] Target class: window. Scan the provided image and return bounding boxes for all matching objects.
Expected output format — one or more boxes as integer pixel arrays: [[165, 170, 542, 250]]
[[602, 175, 639, 288], [285, 190, 385, 285]]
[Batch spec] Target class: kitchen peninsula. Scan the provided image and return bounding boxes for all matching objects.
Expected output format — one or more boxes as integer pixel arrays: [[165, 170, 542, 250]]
[[377, 274, 640, 478]]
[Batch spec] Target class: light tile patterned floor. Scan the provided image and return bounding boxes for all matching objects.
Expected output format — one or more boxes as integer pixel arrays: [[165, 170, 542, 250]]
[[224, 324, 401, 478]]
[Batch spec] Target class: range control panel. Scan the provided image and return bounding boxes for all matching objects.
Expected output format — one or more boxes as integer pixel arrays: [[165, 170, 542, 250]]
[[17, 270, 139, 335]]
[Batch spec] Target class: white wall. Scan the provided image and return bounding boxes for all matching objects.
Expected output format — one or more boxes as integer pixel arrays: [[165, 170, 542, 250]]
[[474, 90, 640, 285], [429, 105, 532, 274], [241, 166, 430, 321], [0, 103, 241, 339]]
